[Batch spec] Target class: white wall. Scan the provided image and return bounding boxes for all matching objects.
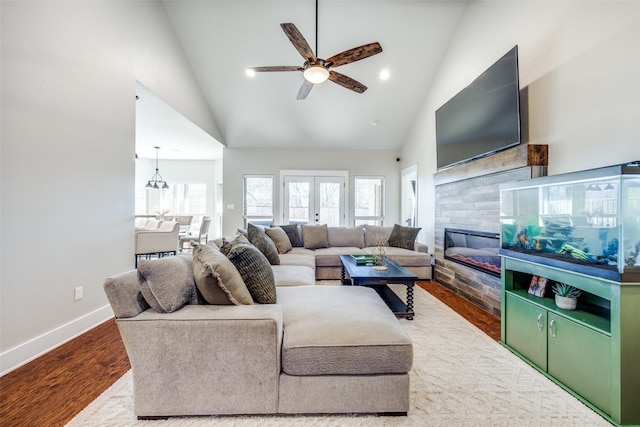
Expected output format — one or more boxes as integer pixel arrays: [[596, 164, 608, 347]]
[[400, 0, 640, 253], [222, 148, 402, 237], [0, 1, 220, 374]]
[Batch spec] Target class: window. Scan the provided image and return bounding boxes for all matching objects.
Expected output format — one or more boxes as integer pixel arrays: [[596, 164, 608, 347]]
[[244, 175, 274, 226], [354, 176, 384, 226], [135, 182, 207, 231]]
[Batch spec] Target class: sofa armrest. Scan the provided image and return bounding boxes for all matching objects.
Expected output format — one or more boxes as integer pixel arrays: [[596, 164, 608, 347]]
[[117, 304, 282, 416], [414, 242, 429, 253], [104, 270, 149, 318]]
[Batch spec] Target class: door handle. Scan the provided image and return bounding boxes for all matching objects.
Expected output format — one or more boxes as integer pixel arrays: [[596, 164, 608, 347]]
[[536, 313, 544, 331], [548, 319, 556, 338]]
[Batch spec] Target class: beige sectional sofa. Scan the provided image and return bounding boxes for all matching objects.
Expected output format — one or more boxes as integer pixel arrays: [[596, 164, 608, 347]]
[[103, 224, 428, 418], [104, 251, 413, 418], [245, 224, 432, 287]]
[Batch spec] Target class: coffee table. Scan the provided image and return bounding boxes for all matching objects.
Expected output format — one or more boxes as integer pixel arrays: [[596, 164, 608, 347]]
[[339, 255, 416, 320]]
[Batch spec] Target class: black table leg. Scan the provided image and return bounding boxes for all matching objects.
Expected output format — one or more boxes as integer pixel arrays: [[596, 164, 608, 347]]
[[406, 282, 414, 320], [341, 264, 352, 286]]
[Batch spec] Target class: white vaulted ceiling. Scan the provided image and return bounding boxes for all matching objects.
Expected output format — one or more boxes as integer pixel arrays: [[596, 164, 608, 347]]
[[137, 0, 470, 159]]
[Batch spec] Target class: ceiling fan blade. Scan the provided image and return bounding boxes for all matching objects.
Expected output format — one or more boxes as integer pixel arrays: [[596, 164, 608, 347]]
[[281, 23, 317, 62], [297, 80, 314, 100], [328, 71, 368, 94], [249, 66, 302, 72], [326, 42, 383, 68]]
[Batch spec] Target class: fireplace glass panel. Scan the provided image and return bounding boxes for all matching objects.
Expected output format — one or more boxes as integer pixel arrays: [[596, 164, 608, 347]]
[[444, 228, 501, 276]]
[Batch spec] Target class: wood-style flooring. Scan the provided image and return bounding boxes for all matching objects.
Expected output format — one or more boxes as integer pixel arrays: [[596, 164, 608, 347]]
[[0, 281, 500, 427]]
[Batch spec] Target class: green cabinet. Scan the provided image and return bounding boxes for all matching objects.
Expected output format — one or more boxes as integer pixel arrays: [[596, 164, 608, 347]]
[[501, 256, 640, 426], [547, 313, 611, 413], [505, 293, 547, 369], [505, 293, 611, 414]]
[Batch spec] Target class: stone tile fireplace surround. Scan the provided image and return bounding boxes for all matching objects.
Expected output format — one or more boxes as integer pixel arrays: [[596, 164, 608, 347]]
[[433, 144, 547, 316]]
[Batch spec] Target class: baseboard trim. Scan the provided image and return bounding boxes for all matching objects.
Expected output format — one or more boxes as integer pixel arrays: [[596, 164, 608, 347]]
[[0, 305, 113, 376]]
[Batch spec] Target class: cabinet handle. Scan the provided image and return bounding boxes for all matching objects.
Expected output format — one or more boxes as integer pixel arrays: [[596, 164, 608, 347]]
[[549, 319, 556, 338], [536, 313, 544, 331]]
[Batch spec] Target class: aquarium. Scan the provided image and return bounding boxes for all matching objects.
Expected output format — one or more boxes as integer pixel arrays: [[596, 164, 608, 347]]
[[499, 162, 640, 281]]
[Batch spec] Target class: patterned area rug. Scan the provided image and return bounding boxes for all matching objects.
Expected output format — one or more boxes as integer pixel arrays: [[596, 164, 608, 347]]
[[67, 285, 610, 426]]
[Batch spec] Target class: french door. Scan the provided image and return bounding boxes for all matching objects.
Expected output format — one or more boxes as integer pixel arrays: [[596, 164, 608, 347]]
[[282, 175, 345, 226]]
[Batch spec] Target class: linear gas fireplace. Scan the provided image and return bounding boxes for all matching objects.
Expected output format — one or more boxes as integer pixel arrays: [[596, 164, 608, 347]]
[[444, 228, 501, 277]]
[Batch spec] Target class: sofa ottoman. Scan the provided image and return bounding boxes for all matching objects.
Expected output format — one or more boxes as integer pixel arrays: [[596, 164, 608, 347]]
[[276, 285, 413, 414]]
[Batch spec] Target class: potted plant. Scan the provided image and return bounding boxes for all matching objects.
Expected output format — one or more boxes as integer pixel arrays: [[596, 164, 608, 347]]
[[552, 282, 581, 310]]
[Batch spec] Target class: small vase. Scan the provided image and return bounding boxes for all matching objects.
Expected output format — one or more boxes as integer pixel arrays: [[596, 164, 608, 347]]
[[555, 295, 578, 310], [373, 256, 388, 271]]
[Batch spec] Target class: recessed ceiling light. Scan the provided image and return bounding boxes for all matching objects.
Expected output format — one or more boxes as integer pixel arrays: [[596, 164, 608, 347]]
[[371, 120, 379, 127], [246, 68, 256, 77], [379, 69, 390, 81]]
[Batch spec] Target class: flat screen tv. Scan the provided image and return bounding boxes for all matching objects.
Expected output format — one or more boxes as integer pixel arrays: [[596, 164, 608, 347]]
[[436, 46, 521, 170]]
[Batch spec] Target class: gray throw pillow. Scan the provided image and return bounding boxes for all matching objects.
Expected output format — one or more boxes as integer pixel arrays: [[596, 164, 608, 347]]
[[265, 226, 293, 254], [301, 224, 329, 249], [192, 244, 254, 305], [226, 241, 276, 304], [388, 224, 422, 250], [280, 224, 302, 247], [364, 225, 393, 247], [327, 225, 365, 248], [137, 254, 196, 313], [248, 223, 281, 265]]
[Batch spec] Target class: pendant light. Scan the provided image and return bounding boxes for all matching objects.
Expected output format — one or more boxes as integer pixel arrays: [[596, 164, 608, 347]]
[[145, 146, 170, 190]]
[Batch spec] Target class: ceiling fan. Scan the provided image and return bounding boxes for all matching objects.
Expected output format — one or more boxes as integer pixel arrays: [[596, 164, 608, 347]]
[[248, 0, 382, 100]]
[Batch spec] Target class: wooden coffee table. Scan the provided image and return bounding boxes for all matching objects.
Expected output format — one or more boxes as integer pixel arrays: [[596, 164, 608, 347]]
[[339, 255, 416, 320]]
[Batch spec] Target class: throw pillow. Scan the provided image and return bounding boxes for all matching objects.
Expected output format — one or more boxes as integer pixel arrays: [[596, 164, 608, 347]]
[[363, 224, 393, 248], [387, 224, 422, 250], [192, 244, 254, 305], [137, 254, 197, 313], [219, 233, 249, 256], [280, 224, 302, 247], [226, 241, 276, 304], [301, 224, 329, 250], [327, 225, 365, 248], [248, 223, 281, 265], [265, 226, 293, 254]]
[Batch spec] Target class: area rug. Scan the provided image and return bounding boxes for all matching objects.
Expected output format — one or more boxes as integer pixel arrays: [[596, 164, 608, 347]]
[[67, 285, 610, 427]]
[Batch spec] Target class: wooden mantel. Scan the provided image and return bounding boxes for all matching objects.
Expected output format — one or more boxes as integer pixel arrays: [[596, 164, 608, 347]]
[[433, 144, 548, 186]]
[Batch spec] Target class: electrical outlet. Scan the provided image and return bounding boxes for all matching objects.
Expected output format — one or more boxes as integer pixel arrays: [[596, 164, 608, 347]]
[[74, 286, 83, 301]]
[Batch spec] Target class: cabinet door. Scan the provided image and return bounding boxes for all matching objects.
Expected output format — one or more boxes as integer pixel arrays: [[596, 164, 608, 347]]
[[505, 293, 547, 370], [547, 314, 611, 415]]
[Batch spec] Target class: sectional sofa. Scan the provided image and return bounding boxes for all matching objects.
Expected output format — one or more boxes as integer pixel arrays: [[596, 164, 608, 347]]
[[103, 224, 426, 418], [236, 223, 432, 287]]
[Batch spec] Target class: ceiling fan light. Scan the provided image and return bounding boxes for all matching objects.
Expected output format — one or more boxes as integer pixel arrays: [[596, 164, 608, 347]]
[[304, 65, 330, 84]]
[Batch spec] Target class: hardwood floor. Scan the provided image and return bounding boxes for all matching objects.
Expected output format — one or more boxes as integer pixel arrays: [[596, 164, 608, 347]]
[[0, 320, 130, 427], [0, 281, 500, 426], [416, 281, 501, 341]]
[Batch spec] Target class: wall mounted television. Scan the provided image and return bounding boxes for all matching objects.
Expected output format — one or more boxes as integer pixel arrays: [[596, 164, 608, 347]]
[[436, 46, 521, 170]]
